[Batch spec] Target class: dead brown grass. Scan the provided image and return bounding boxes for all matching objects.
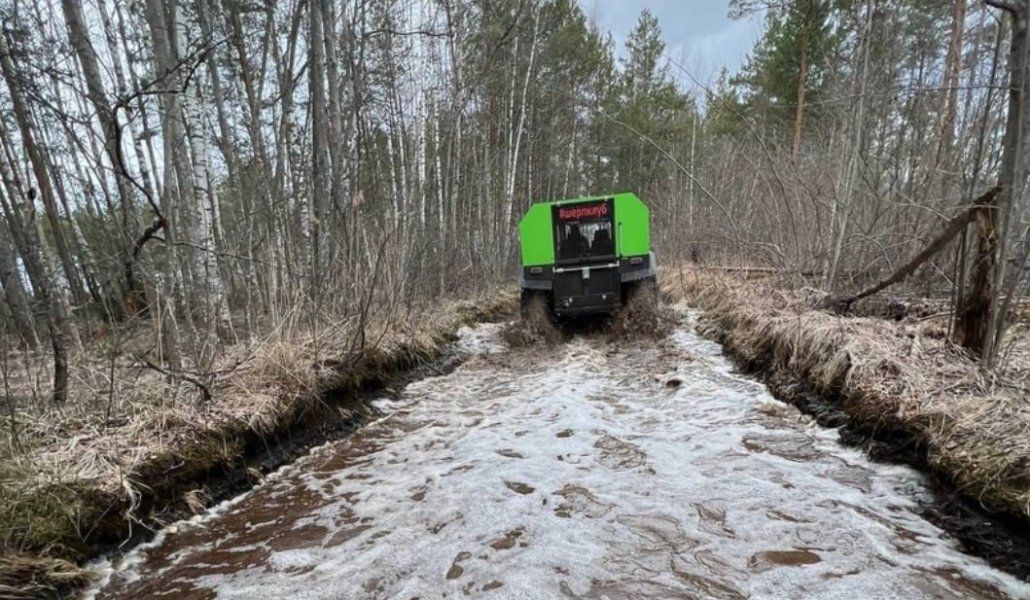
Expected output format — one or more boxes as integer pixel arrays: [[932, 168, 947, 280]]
[[0, 552, 91, 599], [0, 289, 516, 593], [662, 265, 1030, 521]]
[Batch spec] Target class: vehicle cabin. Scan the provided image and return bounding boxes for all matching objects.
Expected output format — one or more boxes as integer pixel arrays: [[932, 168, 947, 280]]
[[518, 192, 657, 317]]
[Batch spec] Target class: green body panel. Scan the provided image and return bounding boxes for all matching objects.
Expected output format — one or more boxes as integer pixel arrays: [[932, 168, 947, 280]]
[[518, 192, 650, 267], [613, 193, 650, 257], [518, 203, 555, 266]]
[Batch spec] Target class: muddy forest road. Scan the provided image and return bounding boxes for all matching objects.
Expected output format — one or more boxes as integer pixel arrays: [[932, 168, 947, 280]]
[[89, 313, 1030, 599]]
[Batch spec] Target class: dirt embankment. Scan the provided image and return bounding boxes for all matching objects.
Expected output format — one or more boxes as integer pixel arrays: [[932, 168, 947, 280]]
[[0, 291, 516, 598], [662, 266, 1030, 529]]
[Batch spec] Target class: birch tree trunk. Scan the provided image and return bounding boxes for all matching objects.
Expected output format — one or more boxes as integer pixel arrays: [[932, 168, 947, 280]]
[[0, 125, 72, 404], [826, 0, 874, 289], [322, 0, 348, 221], [309, 0, 330, 301], [502, 9, 539, 262], [0, 219, 38, 349], [143, 0, 189, 369], [0, 29, 88, 307], [176, 3, 232, 346], [60, 0, 138, 268]]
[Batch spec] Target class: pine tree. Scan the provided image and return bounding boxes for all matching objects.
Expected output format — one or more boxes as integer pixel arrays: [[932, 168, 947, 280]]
[[706, 68, 746, 137], [606, 10, 693, 196], [732, 0, 839, 155]]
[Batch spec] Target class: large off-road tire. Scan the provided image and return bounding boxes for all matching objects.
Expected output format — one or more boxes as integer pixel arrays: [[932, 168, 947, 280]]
[[507, 289, 562, 346], [608, 276, 667, 339], [519, 288, 546, 320], [622, 276, 658, 308]]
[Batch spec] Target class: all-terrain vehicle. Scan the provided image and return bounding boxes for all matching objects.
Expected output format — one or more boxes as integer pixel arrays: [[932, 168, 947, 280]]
[[517, 192, 657, 318]]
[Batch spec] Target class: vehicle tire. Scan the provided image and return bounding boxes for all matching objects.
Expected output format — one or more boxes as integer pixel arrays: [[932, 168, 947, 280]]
[[610, 276, 666, 339], [622, 276, 658, 308], [510, 289, 562, 345], [520, 289, 551, 321]]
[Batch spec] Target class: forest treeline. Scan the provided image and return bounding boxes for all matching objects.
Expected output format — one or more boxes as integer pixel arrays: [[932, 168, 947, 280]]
[[0, 0, 1026, 407]]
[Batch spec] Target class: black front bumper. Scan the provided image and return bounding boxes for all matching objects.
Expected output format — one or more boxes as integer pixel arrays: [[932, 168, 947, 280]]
[[552, 263, 622, 315], [518, 253, 657, 316]]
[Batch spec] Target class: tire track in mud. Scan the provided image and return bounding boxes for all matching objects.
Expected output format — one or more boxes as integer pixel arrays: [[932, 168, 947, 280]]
[[87, 317, 1030, 599]]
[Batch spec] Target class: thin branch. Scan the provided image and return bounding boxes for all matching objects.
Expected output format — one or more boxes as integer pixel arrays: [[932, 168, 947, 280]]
[[363, 28, 452, 38], [985, 0, 1021, 16], [594, 107, 744, 258], [135, 354, 212, 404]]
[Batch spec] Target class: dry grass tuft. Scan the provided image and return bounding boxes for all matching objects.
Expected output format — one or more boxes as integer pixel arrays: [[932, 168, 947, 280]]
[[664, 265, 1030, 521], [0, 552, 92, 599]]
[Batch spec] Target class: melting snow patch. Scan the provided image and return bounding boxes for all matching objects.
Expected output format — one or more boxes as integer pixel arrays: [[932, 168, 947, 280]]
[[89, 320, 1030, 600], [455, 322, 507, 355]]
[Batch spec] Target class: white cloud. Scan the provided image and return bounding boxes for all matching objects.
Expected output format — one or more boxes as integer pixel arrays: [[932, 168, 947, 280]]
[[578, 0, 765, 91]]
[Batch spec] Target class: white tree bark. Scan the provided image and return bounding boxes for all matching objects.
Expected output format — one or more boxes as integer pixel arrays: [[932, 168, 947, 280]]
[[502, 9, 539, 261]]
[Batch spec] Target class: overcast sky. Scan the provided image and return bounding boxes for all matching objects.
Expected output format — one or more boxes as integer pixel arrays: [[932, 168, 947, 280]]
[[577, 0, 766, 91]]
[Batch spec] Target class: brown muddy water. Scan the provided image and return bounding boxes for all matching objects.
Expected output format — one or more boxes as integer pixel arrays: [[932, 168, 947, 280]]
[[86, 314, 1030, 599]]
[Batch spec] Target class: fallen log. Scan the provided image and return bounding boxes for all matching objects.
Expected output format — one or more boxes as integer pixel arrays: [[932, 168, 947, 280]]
[[706, 266, 824, 277], [826, 186, 1000, 313]]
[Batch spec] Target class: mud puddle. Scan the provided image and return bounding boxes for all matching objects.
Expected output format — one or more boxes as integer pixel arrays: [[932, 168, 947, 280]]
[[86, 317, 1030, 599]]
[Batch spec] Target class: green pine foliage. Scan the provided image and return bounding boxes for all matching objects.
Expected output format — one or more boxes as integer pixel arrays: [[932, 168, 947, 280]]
[[603, 9, 697, 199], [729, 0, 840, 143]]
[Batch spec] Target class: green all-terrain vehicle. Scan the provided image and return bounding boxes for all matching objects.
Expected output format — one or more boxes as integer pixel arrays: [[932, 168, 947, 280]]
[[518, 192, 657, 317]]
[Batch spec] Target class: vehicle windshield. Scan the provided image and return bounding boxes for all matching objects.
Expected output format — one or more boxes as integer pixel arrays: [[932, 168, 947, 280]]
[[554, 200, 615, 261]]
